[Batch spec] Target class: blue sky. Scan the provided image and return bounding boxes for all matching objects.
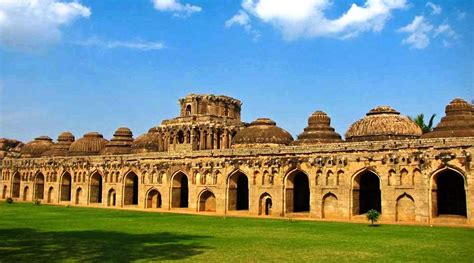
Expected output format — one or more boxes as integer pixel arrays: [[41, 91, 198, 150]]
[[0, 0, 473, 143]]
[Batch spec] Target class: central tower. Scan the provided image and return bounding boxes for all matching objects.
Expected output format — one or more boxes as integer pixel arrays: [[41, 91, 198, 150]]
[[157, 94, 244, 152]]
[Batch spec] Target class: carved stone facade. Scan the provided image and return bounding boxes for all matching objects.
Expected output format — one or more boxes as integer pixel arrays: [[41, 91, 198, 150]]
[[1, 94, 473, 225]]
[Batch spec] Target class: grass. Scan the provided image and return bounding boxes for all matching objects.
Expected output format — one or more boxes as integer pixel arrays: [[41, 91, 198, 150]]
[[0, 202, 473, 262]]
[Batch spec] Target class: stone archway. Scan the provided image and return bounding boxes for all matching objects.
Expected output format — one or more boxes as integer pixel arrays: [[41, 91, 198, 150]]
[[47, 187, 54, 203], [90, 172, 103, 203], [124, 172, 139, 205], [75, 188, 82, 205], [322, 193, 339, 219], [396, 193, 415, 222], [147, 189, 162, 208], [259, 193, 272, 216], [23, 186, 29, 201], [107, 189, 116, 207], [432, 169, 466, 217], [285, 170, 310, 213], [12, 173, 20, 198], [199, 190, 216, 212], [60, 172, 72, 201], [171, 172, 189, 208], [228, 171, 249, 211], [34, 173, 45, 200], [353, 170, 381, 215], [2, 185, 6, 199]]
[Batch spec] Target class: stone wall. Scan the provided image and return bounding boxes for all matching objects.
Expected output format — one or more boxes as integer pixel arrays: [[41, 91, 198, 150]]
[[1, 137, 472, 225]]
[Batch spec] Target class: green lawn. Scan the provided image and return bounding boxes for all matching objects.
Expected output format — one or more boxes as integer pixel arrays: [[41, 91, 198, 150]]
[[0, 203, 473, 262]]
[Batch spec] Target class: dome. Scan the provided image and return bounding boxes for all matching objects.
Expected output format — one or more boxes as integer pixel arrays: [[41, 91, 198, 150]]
[[102, 127, 134, 155], [69, 132, 108, 156], [233, 118, 293, 147], [423, 98, 474, 138], [20, 136, 53, 158], [131, 128, 162, 153], [42, 132, 75, 157], [345, 106, 422, 142], [295, 111, 342, 144]]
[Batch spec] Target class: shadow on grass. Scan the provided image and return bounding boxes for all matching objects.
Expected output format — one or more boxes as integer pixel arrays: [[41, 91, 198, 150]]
[[0, 228, 211, 261]]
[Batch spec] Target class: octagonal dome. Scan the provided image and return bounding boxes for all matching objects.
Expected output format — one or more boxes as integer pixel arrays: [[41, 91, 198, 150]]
[[102, 127, 134, 155], [42, 132, 75, 157], [131, 128, 162, 153], [233, 118, 293, 147], [69, 132, 108, 156], [295, 111, 342, 144], [21, 136, 53, 158], [423, 98, 474, 138], [345, 106, 422, 142]]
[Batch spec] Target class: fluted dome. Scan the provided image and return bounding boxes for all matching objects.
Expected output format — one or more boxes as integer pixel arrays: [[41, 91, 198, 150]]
[[21, 136, 53, 157], [69, 132, 108, 156], [102, 127, 134, 155], [423, 98, 474, 138], [345, 106, 422, 142], [295, 111, 342, 144], [42, 132, 75, 157], [131, 128, 162, 153], [233, 118, 293, 147]]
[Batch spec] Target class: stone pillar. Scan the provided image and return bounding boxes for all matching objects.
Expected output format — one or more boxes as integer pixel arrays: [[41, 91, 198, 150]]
[[213, 132, 219, 150], [207, 131, 213, 149], [200, 130, 206, 150], [223, 130, 229, 149]]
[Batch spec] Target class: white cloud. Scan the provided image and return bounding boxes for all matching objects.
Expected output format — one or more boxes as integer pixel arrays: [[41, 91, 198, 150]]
[[75, 38, 165, 51], [425, 2, 442, 15], [0, 0, 91, 51], [456, 11, 466, 20], [398, 16, 433, 49], [227, 0, 407, 40], [225, 10, 260, 40], [152, 0, 201, 17], [398, 16, 457, 49]]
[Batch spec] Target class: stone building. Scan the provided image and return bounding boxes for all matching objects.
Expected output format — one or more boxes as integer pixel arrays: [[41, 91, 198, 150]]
[[1, 94, 473, 225]]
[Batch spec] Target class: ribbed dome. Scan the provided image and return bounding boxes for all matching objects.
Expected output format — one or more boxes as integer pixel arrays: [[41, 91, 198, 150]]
[[21, 136, 53, 157], [345, 106, 422, 141], [69, 132, 108, 156], [233, 118, 293, 147], [295, 111, 342, 144], [102, 127, 134, 155], [423, 98, 474, 138], [131, 128, 161, 153], [42, 132, 75, 157]]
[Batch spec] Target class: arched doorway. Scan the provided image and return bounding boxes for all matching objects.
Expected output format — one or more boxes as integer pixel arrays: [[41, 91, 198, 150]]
[[60, 172, 72, 201], [353, 170, 381, 215], [396, 193, 415, 222], [75, 188, 82, 205], [107, 189, 116, 206], [432, 169, 466, 217], [171, 172, 188, 208], [2, 185, 7, 199], [285, 170, 310, 213], [124, 172, 139, 205], [47, 187, 54, 203], [90, 172, 103, 203], [12, 173, 20, 198], [322, 193, 339, 219], [147, 189, 162, 208], [34, 173, 45, 200], [23, 186, 29, 201], [259, 193, 272, 216], [228, 171, 249, 211], [199, 190, 216, 212]]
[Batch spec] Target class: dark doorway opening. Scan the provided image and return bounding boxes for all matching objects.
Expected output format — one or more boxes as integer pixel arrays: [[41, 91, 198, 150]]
[[434, 170, 466, 216], [353, 171, 381, 214]]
